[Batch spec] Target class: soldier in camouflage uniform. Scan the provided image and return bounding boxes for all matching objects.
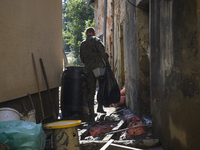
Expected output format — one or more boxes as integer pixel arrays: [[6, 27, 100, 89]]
[[80, 27, 109, 120]]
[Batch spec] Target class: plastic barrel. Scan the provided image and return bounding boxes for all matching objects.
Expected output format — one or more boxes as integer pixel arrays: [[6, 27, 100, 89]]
[[61, 66, 86, 118]]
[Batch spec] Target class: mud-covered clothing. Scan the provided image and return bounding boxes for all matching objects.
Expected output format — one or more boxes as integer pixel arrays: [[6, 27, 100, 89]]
[[80, 35, 109, 117], [80, 35, 109, 73]]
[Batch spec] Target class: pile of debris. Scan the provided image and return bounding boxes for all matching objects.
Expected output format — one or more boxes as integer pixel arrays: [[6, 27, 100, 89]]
[[44, 86, 163, 150], [78, 107, 161, 150]]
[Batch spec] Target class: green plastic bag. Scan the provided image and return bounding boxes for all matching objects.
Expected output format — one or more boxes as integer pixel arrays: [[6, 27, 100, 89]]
[[0, 120, 46, 150]]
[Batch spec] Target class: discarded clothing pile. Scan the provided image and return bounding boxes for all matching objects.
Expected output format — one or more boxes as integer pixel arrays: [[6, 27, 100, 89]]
[[89, 122, 118, 136], [122, 114, 146, 138]]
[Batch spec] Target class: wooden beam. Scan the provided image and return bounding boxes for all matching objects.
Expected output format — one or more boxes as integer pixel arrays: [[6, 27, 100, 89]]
[[80, 140, 135, 145], [80, 139, 159, 148], [100, 139, 114, 150], [105, 124, 152, 135], [110, 143, 143, 150]]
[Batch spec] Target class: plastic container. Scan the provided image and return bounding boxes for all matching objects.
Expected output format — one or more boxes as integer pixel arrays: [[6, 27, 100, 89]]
[[21, 110, 36, 123], [44, 120, 81, 150], [92, 67, 105, 78], [0, 107, 21, 121], [61, 66, 86, 117]]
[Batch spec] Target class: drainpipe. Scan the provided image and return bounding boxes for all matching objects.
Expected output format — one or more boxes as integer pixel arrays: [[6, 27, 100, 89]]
[[103, 0, 107, 49], [111, 0, 114, 70]]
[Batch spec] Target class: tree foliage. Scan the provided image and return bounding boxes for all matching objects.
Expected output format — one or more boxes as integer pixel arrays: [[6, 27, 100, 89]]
[[62, 0, 70, 52], [62, 0, 94, 66]]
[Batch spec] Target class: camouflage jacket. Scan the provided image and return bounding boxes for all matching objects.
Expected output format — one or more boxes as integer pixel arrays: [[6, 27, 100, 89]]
[[80, 35, 109, 73]]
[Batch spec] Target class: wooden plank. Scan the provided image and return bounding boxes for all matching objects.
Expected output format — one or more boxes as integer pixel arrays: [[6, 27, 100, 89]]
[[105, 124, 152, 135], [110, 143, 143, 150], [78, 129, 88, 136], [80, 139, 159, 148], [102, 119, 125, 141], [100, 139, 114, 150], [80, 140, 135, 144]]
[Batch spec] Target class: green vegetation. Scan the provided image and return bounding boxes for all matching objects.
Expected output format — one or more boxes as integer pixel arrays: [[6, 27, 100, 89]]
[[62, 0, 94, 66]]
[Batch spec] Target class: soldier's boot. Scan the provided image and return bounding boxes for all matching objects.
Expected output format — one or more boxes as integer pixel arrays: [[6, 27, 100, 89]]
[[88, 101, 97, 122]]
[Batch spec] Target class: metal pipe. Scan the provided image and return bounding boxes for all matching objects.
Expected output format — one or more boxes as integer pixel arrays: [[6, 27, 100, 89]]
[[103, 0, 107, 48]]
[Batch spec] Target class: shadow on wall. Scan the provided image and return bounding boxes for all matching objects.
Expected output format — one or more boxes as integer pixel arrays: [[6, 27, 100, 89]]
[[154, 90, 200, 149]]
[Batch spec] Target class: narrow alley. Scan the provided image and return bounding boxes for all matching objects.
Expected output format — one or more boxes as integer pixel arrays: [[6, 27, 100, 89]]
[[0, 0, 200, 150]]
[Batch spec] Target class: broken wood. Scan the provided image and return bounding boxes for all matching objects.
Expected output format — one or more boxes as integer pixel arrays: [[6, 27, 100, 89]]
[[105, 124, 152, 135], [80, 139, 159, 148], [100, 139, 114, 150], [102, 120, 125, 141], [110, 143, 142, 150], [80, 140, 135, 145]]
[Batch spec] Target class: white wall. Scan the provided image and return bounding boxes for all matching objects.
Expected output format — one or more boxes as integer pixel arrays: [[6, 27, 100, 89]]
[[0, 0, 63, 102]]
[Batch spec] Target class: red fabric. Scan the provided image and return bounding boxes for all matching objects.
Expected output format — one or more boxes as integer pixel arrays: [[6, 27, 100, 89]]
[[89, 122, 118, 136], [122, 114, 140, 124], [126, 122, 146, 138], [120, 96, 126, 104], [120, 87, 125, 96]]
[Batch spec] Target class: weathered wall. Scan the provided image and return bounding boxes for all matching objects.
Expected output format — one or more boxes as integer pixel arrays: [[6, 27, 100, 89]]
[[137, 1, 150, 116], [114, 0, 124, 87], [94, 0, 104, 37], [94, 0, 114, 69], [113, 0, 141, 115], [123, 0, 140, 116], [93, 0, 200, 149], [150, 0, 200, 149], [94, 0, 148, 117], [0, 0, 63, 103]]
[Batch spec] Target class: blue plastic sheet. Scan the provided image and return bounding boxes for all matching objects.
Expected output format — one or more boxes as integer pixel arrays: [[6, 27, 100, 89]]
[[0, 120, 46, 150]]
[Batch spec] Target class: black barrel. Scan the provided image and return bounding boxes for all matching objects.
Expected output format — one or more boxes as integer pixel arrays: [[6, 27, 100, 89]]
[[61, 66, 86, 118]]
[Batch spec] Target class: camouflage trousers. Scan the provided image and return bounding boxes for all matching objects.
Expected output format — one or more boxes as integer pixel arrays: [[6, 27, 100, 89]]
[[83, 71, 105, 117], [85, 71, 96, 115]]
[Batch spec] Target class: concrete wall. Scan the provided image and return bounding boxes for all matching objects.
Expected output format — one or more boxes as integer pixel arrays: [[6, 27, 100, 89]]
[[113, 0, 148, 116], [0, 0, 63, 103], [150, 0, 200, 149], [137, 1, 150, 116], [123, 0, 140, 116], [94, 0, 200, 149], [94, 0, 141, 115]]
